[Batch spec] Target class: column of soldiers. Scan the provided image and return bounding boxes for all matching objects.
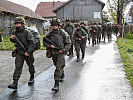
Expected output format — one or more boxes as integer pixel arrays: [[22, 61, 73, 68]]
[[8, 17, 119, 92]]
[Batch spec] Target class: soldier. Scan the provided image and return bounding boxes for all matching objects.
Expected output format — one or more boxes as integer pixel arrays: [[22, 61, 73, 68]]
[[8, 17, 35, 89], [73, 23, 87, 62], [90, 23, 97, 46], [106, 24, 112, 40], [114, 25, 119, 36], [96, 23, 102, 44], [64, 18, 74, 56], [43, 18, 71, 92], [80, 22, 90, 44], [101, 23, 106, 42]]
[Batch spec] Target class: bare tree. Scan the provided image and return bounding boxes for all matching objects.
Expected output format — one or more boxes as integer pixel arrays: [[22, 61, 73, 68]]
[[107, 0, 132, 24]]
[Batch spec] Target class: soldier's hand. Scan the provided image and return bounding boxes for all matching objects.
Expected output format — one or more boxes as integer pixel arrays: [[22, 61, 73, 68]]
[[79, 38, 82, 41], [10, 35, 15, 39], [82, 36, 85, 39], [59, 50, 63, 54], [24, 52, 29, 56], [51, 45, 56, 49]]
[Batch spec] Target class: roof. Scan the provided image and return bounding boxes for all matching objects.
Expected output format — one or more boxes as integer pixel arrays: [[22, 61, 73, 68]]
[[0, 0, 44, 20], [53, 0, 105, 13], [35, 1, 65, 18]]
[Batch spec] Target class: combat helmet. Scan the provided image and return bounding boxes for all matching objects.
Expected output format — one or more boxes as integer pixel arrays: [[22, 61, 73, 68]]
[[66, 18, 70, 22], [15, 16, 25, 24], [50, 18, 60, 26], [80, 21, 86, 26]]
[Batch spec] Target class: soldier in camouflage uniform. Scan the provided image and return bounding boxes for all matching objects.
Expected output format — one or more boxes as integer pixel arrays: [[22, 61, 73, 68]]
[[90, 23, 97, 46], [101, 23, 106, 42], [114, 25, 119, 36], [106, 24, 112, 40], [64, 18, 74, 56], [96, 23, 102, 44], [43, 18, 71, 92], [73, 24, 87, 62], [8, 17, 35, 89], [80, 22, 90, 44]]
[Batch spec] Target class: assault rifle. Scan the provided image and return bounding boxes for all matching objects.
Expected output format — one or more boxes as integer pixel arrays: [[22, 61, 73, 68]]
[[15, 36, 34, 61], [43, 37, 62, 50]]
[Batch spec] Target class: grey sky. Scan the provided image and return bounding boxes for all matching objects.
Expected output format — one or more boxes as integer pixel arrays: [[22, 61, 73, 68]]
[[8, 0, 108, 11]]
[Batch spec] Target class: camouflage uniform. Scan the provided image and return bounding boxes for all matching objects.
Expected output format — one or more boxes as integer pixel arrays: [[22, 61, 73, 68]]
[[96, 24, 102, 44], [114, 25, 119, 36], [43, 18, 71, 92], [73, 24, 87, 62], [64, 18, 74, 56], [106, 24, 112, 40], [102, 24, 106, 42], [8, 17, 35, 89], [90, 23, 97, 46]]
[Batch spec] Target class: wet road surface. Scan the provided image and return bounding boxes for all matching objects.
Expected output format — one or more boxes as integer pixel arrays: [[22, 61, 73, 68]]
[[0, 35, 133, 100]]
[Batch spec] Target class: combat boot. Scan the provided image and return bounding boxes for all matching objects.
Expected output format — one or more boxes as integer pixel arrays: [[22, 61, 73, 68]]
[[82, 54, 85, 59], [8, 79, 18, 89], [60, 72, 65, 82], [52, 80, 59, 92], [28, 74, 34, 85], [76, 55, 80, 62]]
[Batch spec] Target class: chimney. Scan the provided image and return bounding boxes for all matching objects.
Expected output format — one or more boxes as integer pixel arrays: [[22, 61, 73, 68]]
[[53, 1, 55, 6]]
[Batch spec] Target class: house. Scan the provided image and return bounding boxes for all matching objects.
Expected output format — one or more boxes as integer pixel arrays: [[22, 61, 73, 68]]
[[35, 1, 65, 29], [53, 0, 105, 23], [127, 5, 133, 24], [0, 0, 44, 35]]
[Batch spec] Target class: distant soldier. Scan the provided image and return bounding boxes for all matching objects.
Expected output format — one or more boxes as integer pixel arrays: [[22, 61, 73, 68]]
[[106, 24, 112, 40], [43, 18, 71, 92], [101, 23, 106, 42], [8, 17, 35, 89], [64, 18, 74, 56], [114, 25, 119, 36], [90, 23, 97, 46], [96, 23, 102, 44], [73, 24, 87, 62], [80, 22, 90, 44]]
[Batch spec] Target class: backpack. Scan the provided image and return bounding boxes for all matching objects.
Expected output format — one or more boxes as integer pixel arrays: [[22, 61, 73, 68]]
[[26, 26, 41, 50]]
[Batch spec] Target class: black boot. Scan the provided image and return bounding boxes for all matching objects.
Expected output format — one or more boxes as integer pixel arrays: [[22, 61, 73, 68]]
[[82, 54, 85, 59], [76, 55, 80, 62], [8, 79, 18, 89], [52, 80, 59, 92], [60, 72, 65, 82], [28, 74, 34, 85]]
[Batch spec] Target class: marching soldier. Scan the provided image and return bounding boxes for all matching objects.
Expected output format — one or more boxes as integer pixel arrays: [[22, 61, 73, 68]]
[[43, 18, 71, 92], [106, 24, 112, 40], [64, 18, 74, 56], [101, 23, 106, 42], [90, 23, 97, 46], [114, 25, 119, 36], [96, 23, 102, 44], [8, 17, 35, 89], [73, 23, 87, 62], [80, 22, 90, 44]]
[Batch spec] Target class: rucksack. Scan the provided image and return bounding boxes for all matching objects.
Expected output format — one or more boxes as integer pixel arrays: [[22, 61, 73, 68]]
[[26, 26, 41, 50]]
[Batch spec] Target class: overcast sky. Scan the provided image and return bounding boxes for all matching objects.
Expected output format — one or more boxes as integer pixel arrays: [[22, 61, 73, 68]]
[[7, 0, 108, 11]]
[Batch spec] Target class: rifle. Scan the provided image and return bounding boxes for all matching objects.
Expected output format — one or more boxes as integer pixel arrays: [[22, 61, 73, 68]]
[[15, 36, 34, 60], [43, 37, 62, 50]]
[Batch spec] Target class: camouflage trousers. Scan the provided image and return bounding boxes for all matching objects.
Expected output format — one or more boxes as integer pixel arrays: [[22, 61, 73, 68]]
[[74, 42, 86, 57], [52, 54, 65, 81], [13, 53, 35, 80]]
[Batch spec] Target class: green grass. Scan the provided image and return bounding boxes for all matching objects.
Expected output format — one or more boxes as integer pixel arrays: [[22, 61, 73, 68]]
[[0, 34, 46, 50], [117, 37, 133, 89]]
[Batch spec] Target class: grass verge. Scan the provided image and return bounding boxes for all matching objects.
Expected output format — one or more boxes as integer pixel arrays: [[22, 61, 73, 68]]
[[117, 34, 133, 89]]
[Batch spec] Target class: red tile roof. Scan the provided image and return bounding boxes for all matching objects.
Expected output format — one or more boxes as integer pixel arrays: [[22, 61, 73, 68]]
[[35, 2, 65, 18], [0, 0, 44, 20]]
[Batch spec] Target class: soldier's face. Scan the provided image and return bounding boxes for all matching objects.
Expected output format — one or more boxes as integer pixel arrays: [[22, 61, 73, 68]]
[[15, 23, 23, 27], [77, 26, 80, 29], [81, 24, 85, 27], [66, 22, 70, 24], [52, 25, 59, 30]]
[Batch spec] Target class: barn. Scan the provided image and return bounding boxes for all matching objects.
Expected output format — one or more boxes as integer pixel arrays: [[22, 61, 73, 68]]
[[53, 0, 105, 23], [0, 0, 44, 35]]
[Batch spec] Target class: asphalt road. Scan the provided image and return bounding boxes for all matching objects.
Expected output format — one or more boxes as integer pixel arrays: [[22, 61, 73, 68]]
[[0, 35, 133, 100]]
